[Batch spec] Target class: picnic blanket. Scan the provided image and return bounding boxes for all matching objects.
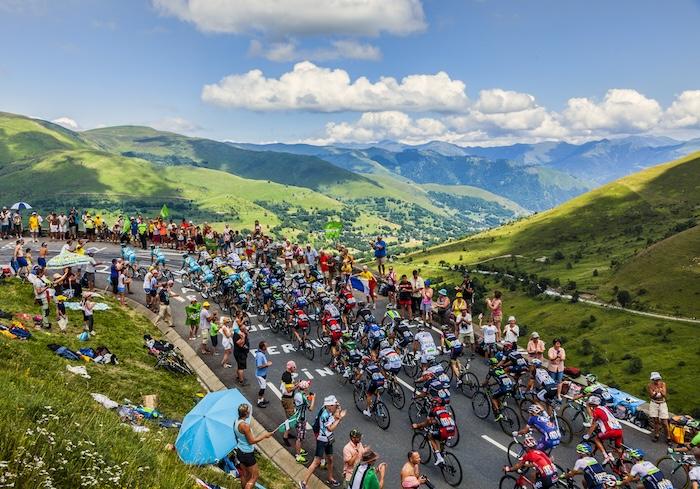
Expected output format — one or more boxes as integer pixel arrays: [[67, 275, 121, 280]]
[[64, 302, 111, 311]]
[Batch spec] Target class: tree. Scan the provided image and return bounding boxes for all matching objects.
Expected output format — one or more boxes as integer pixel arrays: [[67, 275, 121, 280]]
[[617, 290, 632, 307]]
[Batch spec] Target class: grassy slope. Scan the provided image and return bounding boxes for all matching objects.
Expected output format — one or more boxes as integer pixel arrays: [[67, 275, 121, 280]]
[[408, 152, 700, 315], [0, 112, 83, 163], [420, 183, 528, 215], [0, 279, 294, 489]]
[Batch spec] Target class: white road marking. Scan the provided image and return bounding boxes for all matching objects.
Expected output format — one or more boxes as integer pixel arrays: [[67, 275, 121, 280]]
[[481, 434, 518, 458], [173, 296, 185, 303], [618, 418, 651, 434], [396, 377, 415, 393]]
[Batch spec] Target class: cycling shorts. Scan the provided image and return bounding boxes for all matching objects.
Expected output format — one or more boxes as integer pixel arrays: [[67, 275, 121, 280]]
[[597, 429, 623, 448], [533, 473, 557, 489], [536, 385, 558, 402], [536, 437, 559, 452], [492, 384, 515, 400]]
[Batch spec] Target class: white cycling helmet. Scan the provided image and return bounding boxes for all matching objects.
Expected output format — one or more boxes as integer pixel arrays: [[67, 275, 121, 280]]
[[587, 395, 601, 406], [528, 404, 543, 415]]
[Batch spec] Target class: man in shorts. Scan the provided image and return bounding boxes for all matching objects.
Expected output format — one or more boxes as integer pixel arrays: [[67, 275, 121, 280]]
[[300, 395, 346, 489], [372, 236, 387, 276], [584, 396, 624, 464], [280, 361, 297, 446], [199, 301, 213, 354]]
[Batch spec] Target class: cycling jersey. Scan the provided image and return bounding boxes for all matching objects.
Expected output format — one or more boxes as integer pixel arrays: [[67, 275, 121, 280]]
[[592, 406, 621, 433], [520, 449, 558, 478], [428, 406, 456, 441], [584, 384, 614, 405], [506, 350, 529, 372], [323, 303, 341, 319], [630, 461, 673, 489], [365, 363, 385, 393], [426, 378, 450, 405], [573, 456, 609, 489], [442, 332, 463, 358], [534, 368, 556, 387], [379, 347, 401, 373], [415, 331, 438, 362], [489, 369, 516, 399], [527, 414, 561, 449]]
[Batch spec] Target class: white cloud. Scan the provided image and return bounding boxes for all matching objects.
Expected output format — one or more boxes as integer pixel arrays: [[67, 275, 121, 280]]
[[153, 0, 425, 36], [323, 111, 452, 144], [151, 116, 201, 133], [562, 89, 662, 133], [249, 39, 381, 62], [51, 117, 80, 131], [474, 89, 535, 114], [664, 90, 700, 129], [202, 61, 469, 112]]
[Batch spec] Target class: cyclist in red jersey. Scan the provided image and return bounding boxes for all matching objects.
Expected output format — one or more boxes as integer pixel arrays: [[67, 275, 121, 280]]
[[583, 396, 624, 464], [504, 435, 559, 489]]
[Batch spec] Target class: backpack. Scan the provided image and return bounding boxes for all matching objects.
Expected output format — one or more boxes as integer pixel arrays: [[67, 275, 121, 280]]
[[311, 407, 325, 438], [433, 407, 456, 440]]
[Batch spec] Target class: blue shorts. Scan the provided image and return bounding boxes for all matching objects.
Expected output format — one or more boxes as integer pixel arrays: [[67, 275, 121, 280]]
[[314, 439, 334, 458], [117, 286, 126, 293], [549, 370, 564, 383], [17, 257, 28, 267], [536, 437, 560, 451]]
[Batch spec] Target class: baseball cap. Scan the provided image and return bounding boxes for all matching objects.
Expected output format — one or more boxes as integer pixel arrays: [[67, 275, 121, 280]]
[[323, 395, 338, 406]]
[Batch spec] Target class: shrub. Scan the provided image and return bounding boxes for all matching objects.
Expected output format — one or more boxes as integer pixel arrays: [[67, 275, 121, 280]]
[[591, 351, 607, 366], [553, 250, 565, 260], [566, 262, 573, 270], [625, 356, 643, 374], [580, 339, 593, 355], [592, 269, 599, 277], [617, 290, 632, 307]]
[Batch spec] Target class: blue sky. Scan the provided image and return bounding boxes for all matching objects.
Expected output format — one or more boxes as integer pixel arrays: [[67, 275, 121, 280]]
[[1, 0, 699, 145]]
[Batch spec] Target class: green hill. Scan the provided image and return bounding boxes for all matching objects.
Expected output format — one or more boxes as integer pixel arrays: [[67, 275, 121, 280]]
[[408, 151, 700, 317]]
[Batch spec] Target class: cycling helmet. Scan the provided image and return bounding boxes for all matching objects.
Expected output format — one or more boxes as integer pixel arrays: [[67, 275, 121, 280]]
[[602, 475, 618, 488], [321, 296, 332, 304], [495, 351, 505, 362], [296, 297, 308, 308], [292, 289, 302, 298], [349, 428, 362, 438], [528, 404, 543, 415], [502, 342, 514, 352], [522, 435, 537, 448], [379, 340, 390, 350], [627, 448, 644, 460], [365, 314, 377, 324], [587, 396, 601, 406], [531, 359, 543, 367], [576, 442, 593, 455], [585, 373, 597, 384], [440, 324, 451, 332], [489, 357, 499, 365]]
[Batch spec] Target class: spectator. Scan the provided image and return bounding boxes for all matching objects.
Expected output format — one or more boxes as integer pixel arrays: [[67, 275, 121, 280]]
[[358, 265, 377, 309], [28, 267, 52, 328], [28, 211, 40, 243], [319, 250, 330, 285], [304, 244, 318, 277], [385, 266, 397, 307], [527, 332, 545, 361], [451, 292, 467, 316], [434, 289, 451, 324], [233, 403, 274, 489], [209, 310, 220, 355], [455, 307, 474, 356], [254, 341, 271, 407], [689, 451, 700, 488], [156, 280, 177, 327], [199, 301, 213, 354], [347, 450, 386, 489], [0, 206, 9, 239], [233, 322, 250, 386], [81, 292, 95, 334], [420, 279, 433, 323], [503, 315, 520, 346], [479, 313, 499, 358], [372, 236, 387, 276], [547, 338, 566, 397], [400, 451, 427, 489], [220, 317, 233, 368], [485, 290, 503, 329], [109, 258, 119, 294], [55, 294, 68, 333], [343, 429, 366, 487], [83, 250, 100, 291], [410, 270, 424, 320], [38, 242, 48, 269], [186, 298, 201, 340], [397, 274, 413, 319], [280, 361, 298, 447], [457, 274, 475, 304], [647, 372, 670, 442], [293, 380, 315, 464], [299, 395, 347, 489]]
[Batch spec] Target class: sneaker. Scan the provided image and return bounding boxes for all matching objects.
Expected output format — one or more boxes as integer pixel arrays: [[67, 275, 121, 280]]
[[327, 480, 341, 488], [320, 460, 326, 469], [362, 409, 372, 417], [299, 449, 308, 456], [434, 457, 445, 466], [494, 414, 504, 422], [257, 402, 267, 409], [582, 421, 592, 428], [223, 363, 233, 368], [298, 482, 307, 489], [295, 454, 307, 464]]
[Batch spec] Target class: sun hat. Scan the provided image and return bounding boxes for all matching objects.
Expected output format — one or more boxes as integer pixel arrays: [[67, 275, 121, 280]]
[[456, 292, 463, 298], [531, 331, 540, 338], [508, 315, 516, 322], [202, 301, 210, 307], [650, 372, 662, 381], [438, 289, 447, 296], [323, 395, 338, 406]]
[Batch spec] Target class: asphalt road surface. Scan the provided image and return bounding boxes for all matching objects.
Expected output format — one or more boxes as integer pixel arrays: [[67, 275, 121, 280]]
[[0, 239, 670, 489]]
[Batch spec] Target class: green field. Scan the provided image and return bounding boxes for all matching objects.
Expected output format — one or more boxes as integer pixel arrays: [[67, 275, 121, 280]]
[[0, 279, 294, 489]]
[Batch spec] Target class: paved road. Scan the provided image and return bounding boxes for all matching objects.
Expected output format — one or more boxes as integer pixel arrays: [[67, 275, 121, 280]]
[[0, 240, 671, 489]]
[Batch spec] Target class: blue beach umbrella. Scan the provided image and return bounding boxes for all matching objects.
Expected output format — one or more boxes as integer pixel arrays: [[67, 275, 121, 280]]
[[175, 389, 251, 465], [10, 202, 32, 211]]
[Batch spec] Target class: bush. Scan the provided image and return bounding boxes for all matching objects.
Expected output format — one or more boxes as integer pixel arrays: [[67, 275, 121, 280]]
[[591, 351, 607, 366], [625, 356, 643, 374], [592, 269, 599, 277], [553, 250, 565, 260], [580, 339, 593, 355], [566, 262, 573, 270], [617, 290, 632, 307]]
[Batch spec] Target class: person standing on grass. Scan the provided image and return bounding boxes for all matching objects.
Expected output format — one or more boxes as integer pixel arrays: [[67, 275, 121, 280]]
[[293, 380, 315, 464], [420, 279, 433, 324], [485, 290, 503, 329], [434, 289, 451, 324], [372, 236, 387, 276], [233, 322, 250, 386], [547, 338, 566, 398], [156, 280, 177, 328], [199, 301, 213, 354], [299, 395, 347, 489], [527, 332, 545, 361], [38, 242, 48, 270], [83, 250, 100, 291], [81, 292, 95, 334], [116, 267, 128, 306], [647, 372, 671, 443], [220, 317, 234, 368], [254, 341, 271, 407], [343, 429, 366, 488], [233, 403, 274, 489], [281, 361, 298, 447], [186, 298, 201, 340]]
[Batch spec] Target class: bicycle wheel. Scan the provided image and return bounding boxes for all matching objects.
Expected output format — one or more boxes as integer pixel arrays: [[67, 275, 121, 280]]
[[439, 359, 454, 382], [518, 396, 536, 421], [556, 415, 573, 445], [656, 456, 689, 489], [320, 343, 332, 364], [403, 355, 419, 379], [269, 315, 280, 333], [507, 440, 525, 466], [389, 380, 406, 410], [562, 405, 587, 435], [499, 406, 521, 435], [162, 269, 174, 281], [353, 384, 366, 412], [440, 451, 463, 487], [411, 432, 431, 464], [445, 424, 460, 448], [181, 272, 192, 288], [408, 401, 427, 425], [374, 401, 391, 430], [137, 266, 148, 278], [459, 371, 480, 399], [303, 340, 315, 361], [499, 474, 519, 489], [472, 391, 491, 420]]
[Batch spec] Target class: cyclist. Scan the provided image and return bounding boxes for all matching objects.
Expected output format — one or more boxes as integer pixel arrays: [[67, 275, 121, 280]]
[[583, 396, 624, 464], [527, 359, 559, 415], [574, 374, 614, 407], [364, 320, 386, 352], [414, 363, 451, 406], [377, 340, 402, 377], [289, 298, 311, 346], [499, 342, 529, 382], [359, 357, 385, 418], [410, 404, 456, 466], [514, 404, 561, 453], [622, 449, 674, 489], [563, 442, 617, 489], [483, 358, 517, 422], [414, 324, 439, 370], [503, 435, 559, 488], [324, 316, 345, 363], [395, 319, 415, 350], [340, 336, 364, 379], [439, 324, 464, 384]]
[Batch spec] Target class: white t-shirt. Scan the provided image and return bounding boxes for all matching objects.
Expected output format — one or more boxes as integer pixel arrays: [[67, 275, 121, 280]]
[[503, 324, 519, 343], [689, 465, 700, 482], [482, 324, 498, 344], [456, 313, 473, 334], [415, 331, 437, 355], [143, 272, 153, 291]]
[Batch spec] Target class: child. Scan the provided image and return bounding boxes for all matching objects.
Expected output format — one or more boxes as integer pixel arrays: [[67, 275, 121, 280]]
[[81, 292, 95, 334], [117, 268, 128, 306], [56, 295, 68, 333]]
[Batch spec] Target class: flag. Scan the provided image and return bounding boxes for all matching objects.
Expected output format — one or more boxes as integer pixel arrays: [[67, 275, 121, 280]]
[[160, 204, 170, 218], [324, 220, 342, 239], [350, 276, 369, 295], [276, 411, 300, 433]]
